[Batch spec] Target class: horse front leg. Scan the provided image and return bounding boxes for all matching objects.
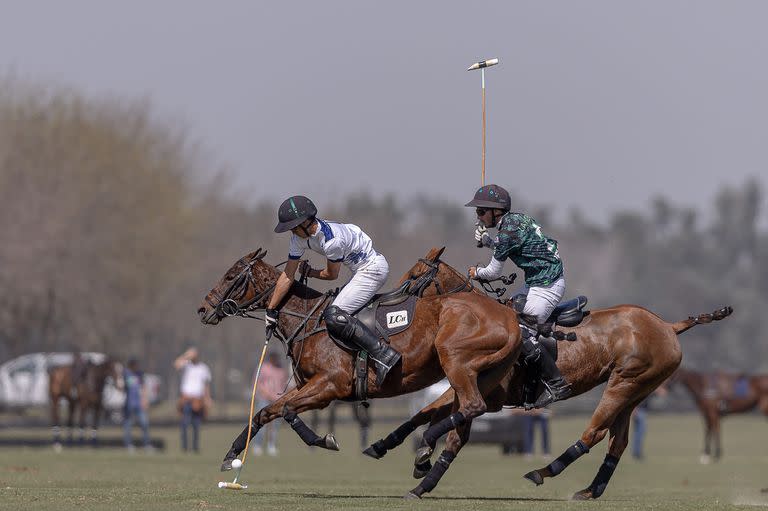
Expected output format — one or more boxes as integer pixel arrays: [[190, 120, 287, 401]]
[[363, 388, 454, 460], [572, 406, 632, 500], [220, 377, 343, 471], [50, 397, 62, 449], [406, 408, 473, 499]]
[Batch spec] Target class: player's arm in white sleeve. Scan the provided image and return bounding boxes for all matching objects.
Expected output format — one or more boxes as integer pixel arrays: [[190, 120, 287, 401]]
[[475, 256, 505, 281], [267, 237, 303, 310], [312, 239, 342, 280]]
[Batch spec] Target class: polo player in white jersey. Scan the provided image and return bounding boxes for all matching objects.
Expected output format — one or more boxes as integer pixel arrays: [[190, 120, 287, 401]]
[[266, 195, 401, 386]]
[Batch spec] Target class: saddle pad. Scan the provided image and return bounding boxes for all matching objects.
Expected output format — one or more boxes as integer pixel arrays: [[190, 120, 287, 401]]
[[355, 294, 418, 340]]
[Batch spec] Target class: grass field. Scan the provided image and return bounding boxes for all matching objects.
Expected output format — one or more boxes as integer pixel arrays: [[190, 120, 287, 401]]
[[1, 414, 767, 510]]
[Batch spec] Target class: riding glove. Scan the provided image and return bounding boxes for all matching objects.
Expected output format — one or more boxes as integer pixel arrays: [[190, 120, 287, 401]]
[[474, 225, 494, 248], [265, 308, 279, 337]]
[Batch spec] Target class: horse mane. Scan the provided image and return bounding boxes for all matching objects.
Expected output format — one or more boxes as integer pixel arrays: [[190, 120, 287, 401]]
[[258, 259, 325, 301], [288, 279, 325, 301]]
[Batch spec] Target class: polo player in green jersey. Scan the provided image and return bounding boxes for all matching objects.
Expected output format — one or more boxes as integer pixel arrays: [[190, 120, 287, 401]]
[[466, 184, 571, 408]]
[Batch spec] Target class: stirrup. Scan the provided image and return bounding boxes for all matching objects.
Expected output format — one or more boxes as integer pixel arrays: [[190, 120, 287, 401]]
[[534, 381, 571, 408]]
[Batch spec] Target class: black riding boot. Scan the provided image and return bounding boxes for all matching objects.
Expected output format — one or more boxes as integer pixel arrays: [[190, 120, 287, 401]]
[[324, 306, 402, 386], [520, 324, 571, 409], [533, 345, 571, 408]]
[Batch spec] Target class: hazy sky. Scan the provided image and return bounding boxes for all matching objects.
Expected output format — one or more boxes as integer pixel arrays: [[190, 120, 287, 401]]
[[2, 1, 766, 223]]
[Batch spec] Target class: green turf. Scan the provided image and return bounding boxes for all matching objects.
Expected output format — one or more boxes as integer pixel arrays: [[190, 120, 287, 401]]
[[1, 414, 767, 510]]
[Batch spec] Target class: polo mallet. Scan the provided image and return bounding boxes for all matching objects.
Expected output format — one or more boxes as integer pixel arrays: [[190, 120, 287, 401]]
[[468, 58, 499, 247], [217, 332, 272, 490], [467, 58, 499, 186]]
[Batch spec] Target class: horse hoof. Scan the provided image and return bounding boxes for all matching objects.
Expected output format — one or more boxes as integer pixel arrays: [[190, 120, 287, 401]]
[[414, 445, 433, 467], [53, 443, 63, 453], [523, 470, 544, 486], [323, 433, 340, 451], [412, 460, 431, 479], [572, 488, 593, 500], [220, 459, 234, 472], [362, 444, 383, 459], [699, 454, 711, 465], [404, 487, 423, 500]]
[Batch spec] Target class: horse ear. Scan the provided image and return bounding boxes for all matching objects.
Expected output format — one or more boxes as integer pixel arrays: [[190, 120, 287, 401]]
[[248, 248, 266, 261], [428, 246, 446, 262]]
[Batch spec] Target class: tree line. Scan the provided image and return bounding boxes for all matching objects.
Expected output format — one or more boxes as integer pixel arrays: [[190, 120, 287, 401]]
[[1, 78, 764, 401]]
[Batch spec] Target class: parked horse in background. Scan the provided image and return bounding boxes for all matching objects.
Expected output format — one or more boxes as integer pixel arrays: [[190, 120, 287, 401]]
[[365, 247, 733, 499], [49, 357, 123, 449], [665, 368, 768, 463]]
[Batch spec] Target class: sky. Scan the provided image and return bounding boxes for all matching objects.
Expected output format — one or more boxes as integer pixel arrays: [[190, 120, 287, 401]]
[[1, 1, 766, 224]]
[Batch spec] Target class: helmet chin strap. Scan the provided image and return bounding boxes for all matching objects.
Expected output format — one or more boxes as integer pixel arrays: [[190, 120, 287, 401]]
[[298, 218, 316, 238]]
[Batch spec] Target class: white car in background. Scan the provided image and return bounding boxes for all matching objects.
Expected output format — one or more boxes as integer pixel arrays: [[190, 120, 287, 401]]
[[0, 352, 162, 412]]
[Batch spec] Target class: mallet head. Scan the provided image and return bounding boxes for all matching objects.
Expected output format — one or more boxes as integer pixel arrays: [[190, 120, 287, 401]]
[[467, 58, 499, 71]]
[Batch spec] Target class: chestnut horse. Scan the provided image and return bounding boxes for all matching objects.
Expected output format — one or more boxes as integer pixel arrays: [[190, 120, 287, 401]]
[[197, 248, 520, 497], [666, 368, 768, 463], [365, 247, 733, 500], [49, 358, 122, 448]]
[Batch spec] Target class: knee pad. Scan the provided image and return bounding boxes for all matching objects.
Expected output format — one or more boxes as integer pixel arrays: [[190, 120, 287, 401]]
[[323, 306, 351, 336]]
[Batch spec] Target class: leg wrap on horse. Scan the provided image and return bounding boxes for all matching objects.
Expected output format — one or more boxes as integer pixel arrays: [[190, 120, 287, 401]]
[[546, 439, 590, 476], [230, 419, 261, 455], [369, 420, 418, 456], [587, 454, 619, 498], [418, 450, 456, 494], [284, 411, 323, 446], [422, 412, 466, 447]]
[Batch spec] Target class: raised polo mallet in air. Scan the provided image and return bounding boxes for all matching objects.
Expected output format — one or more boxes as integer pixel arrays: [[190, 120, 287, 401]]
[[468, 57, 499, 247], [467, 58, 499, 187]]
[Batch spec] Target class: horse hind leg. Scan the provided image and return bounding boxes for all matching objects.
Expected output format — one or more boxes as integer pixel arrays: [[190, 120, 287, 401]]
[[524, 376, 637, 487], [572, 406, 633, 500]]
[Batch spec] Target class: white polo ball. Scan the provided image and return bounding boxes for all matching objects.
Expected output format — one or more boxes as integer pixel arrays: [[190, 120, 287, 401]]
[[231, 459, 242, 469]]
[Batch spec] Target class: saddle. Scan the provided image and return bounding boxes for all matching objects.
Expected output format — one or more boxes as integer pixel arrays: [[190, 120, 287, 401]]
[[325, 281, 418, 403], [510, 294, 589, 328]]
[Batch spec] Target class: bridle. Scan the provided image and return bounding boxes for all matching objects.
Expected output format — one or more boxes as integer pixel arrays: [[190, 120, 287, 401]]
[[204, 249, 277, 320], [412, 258, 474, 296]]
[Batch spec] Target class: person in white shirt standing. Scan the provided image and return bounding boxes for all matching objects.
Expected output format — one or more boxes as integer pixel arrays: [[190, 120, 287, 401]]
[[174, 347, 212, 452], [266, 195, 400, 386]]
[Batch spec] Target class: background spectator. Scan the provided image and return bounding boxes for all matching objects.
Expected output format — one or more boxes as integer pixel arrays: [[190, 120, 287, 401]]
[[174, 347, 211, 453]]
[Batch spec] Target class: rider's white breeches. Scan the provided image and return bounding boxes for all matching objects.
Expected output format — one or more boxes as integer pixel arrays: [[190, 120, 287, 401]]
[[332, 254, 390, 313], [522, 276, 566, 324]]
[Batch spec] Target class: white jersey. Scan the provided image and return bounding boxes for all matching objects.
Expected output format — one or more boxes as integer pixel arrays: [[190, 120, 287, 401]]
[[288, 219, 378, 272], [179, 361, 211, 398]]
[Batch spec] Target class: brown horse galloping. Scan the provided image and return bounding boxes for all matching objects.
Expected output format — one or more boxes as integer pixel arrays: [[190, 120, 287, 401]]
[[49, 358, 123, 448], [197, 248, 520, 497], [365, 248, 733, 500], [666, 368, 768, 463]]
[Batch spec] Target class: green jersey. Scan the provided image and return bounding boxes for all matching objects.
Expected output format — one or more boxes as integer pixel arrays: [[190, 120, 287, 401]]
[[492, 212, 563, 287]]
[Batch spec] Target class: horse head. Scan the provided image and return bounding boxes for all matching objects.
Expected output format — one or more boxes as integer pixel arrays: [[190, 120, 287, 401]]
[[398, 247, 473, 297], [198, 248, 277, 325]]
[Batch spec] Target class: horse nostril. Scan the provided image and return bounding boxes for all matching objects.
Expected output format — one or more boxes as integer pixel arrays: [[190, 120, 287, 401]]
[[197, 307, 206, 317]]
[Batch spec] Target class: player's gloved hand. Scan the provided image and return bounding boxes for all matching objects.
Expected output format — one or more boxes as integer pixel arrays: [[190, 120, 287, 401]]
[[474, 225, 493, 247], [265, 308, 279, 338]]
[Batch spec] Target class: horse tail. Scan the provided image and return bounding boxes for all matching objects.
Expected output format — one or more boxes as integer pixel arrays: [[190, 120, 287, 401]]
[[671, 306, 733, 335]]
